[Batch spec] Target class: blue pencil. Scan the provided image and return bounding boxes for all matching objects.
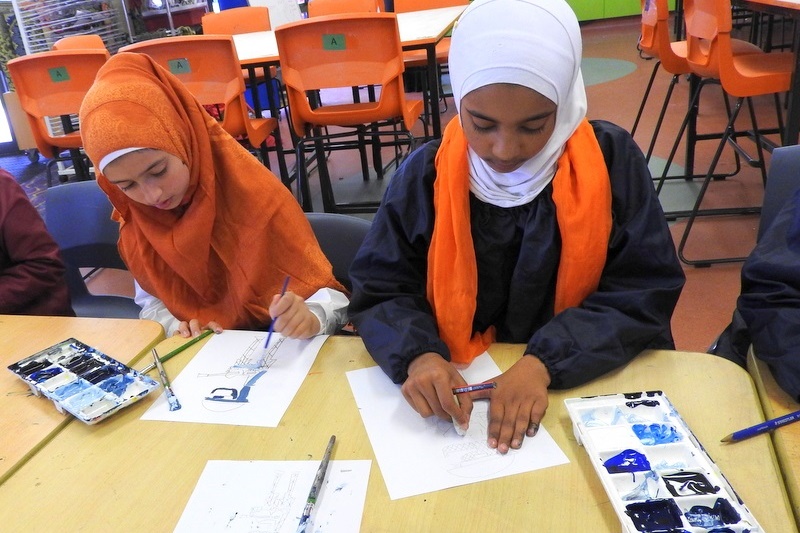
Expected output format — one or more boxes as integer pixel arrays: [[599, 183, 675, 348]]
[[721, 407, 800, 442], [257, 275, 290, 367]]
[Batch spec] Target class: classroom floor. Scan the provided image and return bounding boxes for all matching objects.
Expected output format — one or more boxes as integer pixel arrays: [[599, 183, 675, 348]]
[[3, 14, 776, 355]]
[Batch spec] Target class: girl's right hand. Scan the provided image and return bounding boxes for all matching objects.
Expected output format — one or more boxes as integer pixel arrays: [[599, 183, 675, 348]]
[[401, 352, 472, 432]]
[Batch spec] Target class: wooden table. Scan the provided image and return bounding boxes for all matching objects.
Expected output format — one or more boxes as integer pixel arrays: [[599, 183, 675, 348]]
[[232, 5, 465, 141], [0, 314, 164, 485], [732, 0, 800, 145], [0, 335, 794, 531], [748, 348, 800, 528]]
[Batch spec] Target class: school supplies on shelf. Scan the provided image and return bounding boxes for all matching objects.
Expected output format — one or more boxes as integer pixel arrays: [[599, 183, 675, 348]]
[[8, 338, 158, 424], [565, 390, 763, 533]]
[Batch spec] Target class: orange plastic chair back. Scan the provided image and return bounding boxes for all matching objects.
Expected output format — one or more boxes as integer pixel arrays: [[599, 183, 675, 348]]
[[306, 0, 379, 17], [639, 0, 689, 75], [119, 35, 276, 147], [684, 0, 791, 97], [52, 34, 107, 51], [201, 6, 271, 34], [7, 49, 110, 159], [275, 12, 421, 137]]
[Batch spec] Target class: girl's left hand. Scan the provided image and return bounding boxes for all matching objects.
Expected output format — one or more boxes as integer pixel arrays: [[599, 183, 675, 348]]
[[268, 291, 321, 339], [472, 355, 550, 454]]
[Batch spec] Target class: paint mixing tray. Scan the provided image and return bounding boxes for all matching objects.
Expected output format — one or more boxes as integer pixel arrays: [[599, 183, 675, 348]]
[[8, 338, 158, 425], [564, 391, 762, 533]]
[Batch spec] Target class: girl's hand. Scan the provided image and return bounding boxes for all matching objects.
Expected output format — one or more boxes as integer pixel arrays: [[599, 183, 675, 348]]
[[402, 352, 472, 432], [475, 355, 550, 454], [269, 291, 321, 339], [174, 319, 223, 338]]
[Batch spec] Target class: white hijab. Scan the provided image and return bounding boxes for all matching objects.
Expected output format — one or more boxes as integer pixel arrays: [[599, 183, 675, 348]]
[[448, 0, 587, 207]]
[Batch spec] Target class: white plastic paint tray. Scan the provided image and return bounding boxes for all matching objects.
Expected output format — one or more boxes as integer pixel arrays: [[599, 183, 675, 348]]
[[564, 391, 762, 533], [8, 338, 158, 424]]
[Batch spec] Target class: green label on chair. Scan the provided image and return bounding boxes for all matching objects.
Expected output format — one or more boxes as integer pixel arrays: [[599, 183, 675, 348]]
[[167, 58, 191, 74], [48, 67, 70, 82], [322, 34, 346, 50]]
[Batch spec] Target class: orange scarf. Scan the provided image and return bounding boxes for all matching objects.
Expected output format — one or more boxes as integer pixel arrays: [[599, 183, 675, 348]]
[[427, 117, 612, 364], [80, 53, 344, 329]]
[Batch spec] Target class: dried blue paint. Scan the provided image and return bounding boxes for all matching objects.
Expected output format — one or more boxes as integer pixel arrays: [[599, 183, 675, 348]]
[[620, 470, 660, 501], [625, 499, 683, 531], [632, 423, 682, 445], [625, 399, 660, 408], [62, 386, 107, 412], [603, 449, 651, 474], [97, 373, 136, 396], [29, 366, 64, 383], [662, 471, 720, 497], [685, 498, 741, 528], [50, 378, 91, 400]]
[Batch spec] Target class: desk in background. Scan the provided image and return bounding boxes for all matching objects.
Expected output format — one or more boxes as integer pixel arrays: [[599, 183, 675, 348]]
[[0, 336, 794, 531], [732, 0, 800, 145], [0, 314, 164, 485], [748, 349, 800, 528]]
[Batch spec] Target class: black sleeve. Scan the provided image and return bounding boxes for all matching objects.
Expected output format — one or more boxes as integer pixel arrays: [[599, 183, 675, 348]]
[[527, 121, 686, 389], [348, 141, 449, 383], [738, 189, 800, 402]]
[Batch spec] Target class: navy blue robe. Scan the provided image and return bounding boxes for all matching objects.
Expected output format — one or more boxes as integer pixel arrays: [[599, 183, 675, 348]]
[[348, 120, 685, 388]]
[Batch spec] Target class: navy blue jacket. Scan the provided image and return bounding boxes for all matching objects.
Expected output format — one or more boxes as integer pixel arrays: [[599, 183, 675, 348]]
[[349, 120, 685, 388], [730, 188, 800, 401]]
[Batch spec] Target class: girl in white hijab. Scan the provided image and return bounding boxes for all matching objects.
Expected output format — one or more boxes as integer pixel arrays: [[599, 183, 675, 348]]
[[349, 0, 684, 454]]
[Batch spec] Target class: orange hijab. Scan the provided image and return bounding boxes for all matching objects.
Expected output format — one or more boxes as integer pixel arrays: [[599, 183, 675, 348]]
[[427, 117, 612, 364], [80, 53, 343, 329]]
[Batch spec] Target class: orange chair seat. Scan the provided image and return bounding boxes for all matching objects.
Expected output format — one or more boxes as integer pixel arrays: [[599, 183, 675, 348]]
[[402, 38, 449, 68], [724, 51, 794, 98]]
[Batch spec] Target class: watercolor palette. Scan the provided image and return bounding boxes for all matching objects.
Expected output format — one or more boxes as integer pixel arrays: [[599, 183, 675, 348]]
[[7, 338, 158, 424], [564, 391, 762, 533]]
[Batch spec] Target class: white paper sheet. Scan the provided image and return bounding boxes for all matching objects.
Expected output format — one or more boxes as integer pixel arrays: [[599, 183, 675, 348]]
[[142, 330, 326, 427], [346, 353, 570, 500], [174, 459, 371, 533]]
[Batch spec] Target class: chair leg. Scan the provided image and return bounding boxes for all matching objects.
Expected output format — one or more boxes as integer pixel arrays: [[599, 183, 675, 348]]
[[645, 73, 679, 163], [631, 60, 661, 138], [677, 97, 762, 267]]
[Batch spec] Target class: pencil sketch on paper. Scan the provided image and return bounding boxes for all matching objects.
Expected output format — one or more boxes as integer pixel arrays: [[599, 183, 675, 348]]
[[199, 336, 286, 412], [424, 402, 516, 478], [346, 356, 570, 500], [173, 460, 371, 533], [140, 330, 326, 427]]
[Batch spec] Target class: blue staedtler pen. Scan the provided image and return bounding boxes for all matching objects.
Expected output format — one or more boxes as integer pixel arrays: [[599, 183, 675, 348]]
[[721, 407, 800, 443], [452, 381, 497, 395]]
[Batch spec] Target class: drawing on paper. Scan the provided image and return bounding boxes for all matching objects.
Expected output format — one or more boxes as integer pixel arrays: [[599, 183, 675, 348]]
[[198, 336, 285, 412]]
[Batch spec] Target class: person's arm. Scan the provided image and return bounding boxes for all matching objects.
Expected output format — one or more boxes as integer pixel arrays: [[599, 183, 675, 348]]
[[526, 121, 686, 389], [738, 190, 800, 402], [349, 141, 450, 383], [305, 287, 349, 335], [0, 173, 72, 316], [134, 281, 182, 336]]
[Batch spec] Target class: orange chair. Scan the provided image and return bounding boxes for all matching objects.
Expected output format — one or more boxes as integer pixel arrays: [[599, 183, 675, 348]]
[[634, 0, 761, 189], [275, 12, 423, 213], [201, 6, 284, 123], [306, 0, 379, 17], [7, 49, 110, 185], [676, 0, 794, 266], [393, 0, 465, 118], [119, 35, 288, 183], [52, 34, 107, 51]]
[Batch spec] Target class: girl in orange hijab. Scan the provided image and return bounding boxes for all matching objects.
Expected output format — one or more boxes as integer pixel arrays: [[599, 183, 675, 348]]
[[80, 52, 346, 338]]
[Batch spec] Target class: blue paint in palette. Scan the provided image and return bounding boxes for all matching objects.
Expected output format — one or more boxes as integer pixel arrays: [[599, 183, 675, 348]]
[[685, 498, 741, 528], [625, 499, 684, 531], [565, 391, 764, 532], [7, 338, 158, 424], [604, 449, 651, 474], [632, 423, 683, 445]]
